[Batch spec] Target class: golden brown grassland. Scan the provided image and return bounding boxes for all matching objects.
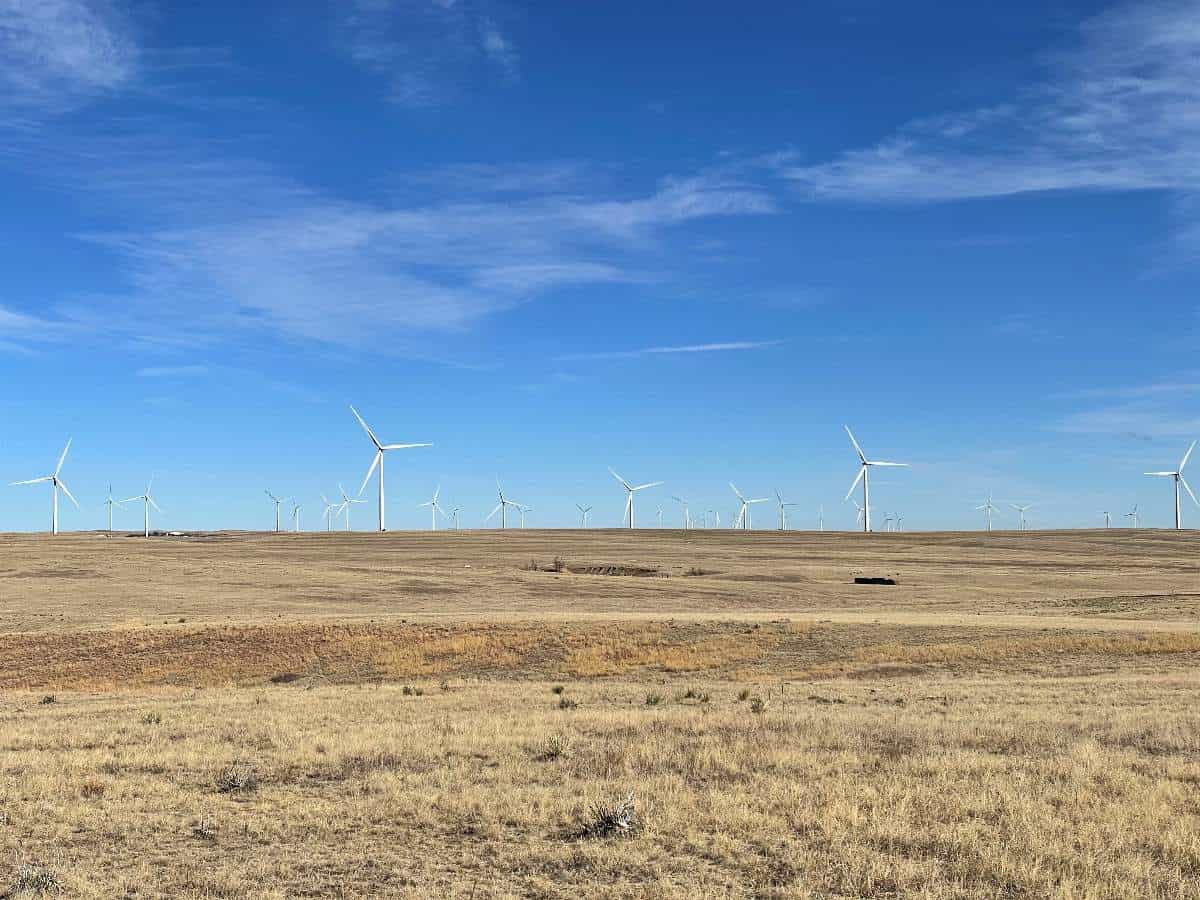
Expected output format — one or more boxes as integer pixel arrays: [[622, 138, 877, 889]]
[[0, 529, 1197, 897]]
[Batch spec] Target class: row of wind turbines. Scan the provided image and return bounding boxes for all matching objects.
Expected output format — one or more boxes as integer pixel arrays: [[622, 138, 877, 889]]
[[9, 412, 1199, 535]]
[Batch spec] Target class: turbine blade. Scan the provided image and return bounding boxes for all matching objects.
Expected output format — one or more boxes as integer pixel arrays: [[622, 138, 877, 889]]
[[729, 482, 744, 501], [350, 405, 383, 449], [1182, 475, 1200, 508], [844, 467, 865, 501], [869, 461, 909, 467], [632, 481, 663, 491], [608, 467, 631, 490], [58, 480, 80, 508], [485, 504, 502, 522], [148, 498, 162, 513], [1144, 471, 1175, 477], [1181, 440, 1197, 472], [382, 443, 431, 450], [359, 451, 381, 497], [55, 438, 72, 476], [844, 425, 866, 462], [10, 476, 52, 485]]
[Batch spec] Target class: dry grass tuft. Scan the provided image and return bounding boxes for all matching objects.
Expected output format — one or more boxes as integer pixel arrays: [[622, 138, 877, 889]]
[[11, 861, 61, 896], [578, 793, 640, 840], [214, 760, 258, 794]]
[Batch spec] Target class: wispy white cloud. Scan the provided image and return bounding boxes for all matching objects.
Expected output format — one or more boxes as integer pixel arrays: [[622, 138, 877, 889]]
[[777, 0, 1200, 203], [0, 0, 137, 109], [135, 365, 209, 377], [337, 0, 518, 106], [560, 340, 783, 361], [1053, 374, 1200, 439]]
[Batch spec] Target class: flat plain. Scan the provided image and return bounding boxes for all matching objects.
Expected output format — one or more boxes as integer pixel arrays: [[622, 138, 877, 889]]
[[0, 528, 1197, 897]]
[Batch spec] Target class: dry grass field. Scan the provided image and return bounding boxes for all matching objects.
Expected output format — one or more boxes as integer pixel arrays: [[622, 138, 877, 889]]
[[0, 528, 1197, 897]]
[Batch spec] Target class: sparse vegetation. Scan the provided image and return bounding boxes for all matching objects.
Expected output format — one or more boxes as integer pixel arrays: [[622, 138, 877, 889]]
[[644, 691, 663, 706], [557, 695, 579, 710], [140, 710, 162, 725], [736, 687, 751, 702], [11, 861, 60, 896], [578, 792, 640, 839], [214, 760, 258, 794], [533, 734, 569, 761], [749, 696, 766, 714], [38, 695, 55, 706], [402, 684, 424, 696]]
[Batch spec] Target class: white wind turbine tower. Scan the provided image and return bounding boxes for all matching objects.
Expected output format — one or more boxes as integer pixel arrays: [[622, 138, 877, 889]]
[[730, 483, 769, 530], [577, 504, 592, 528], [818, 505, 824, 532], [351, 405, 432, 533], [1126, 504, 1140, 528], [844, 426, 909, 533], [1010, 503, 1031, 531], [775, 489, 798, 530], [976, 494, 1001, 532], [122, 480, 161, 538], [449, 507, 461, 530], [1102, 511, 1111, 528], [419, 485, 446, 531], [292, 502, 302, 532], [265, 490, 289, 533], [103, 484, 124, 536], [485, 480, 522, 529], [1144, 440, 1198, 530], [713, 511, 721, 529], [609, 468, 663, 529], [518, 504, 531, 528], [672, 496, 691, 529], [11, 438, 79, 535], [882, 512, 894, 532], [656, 505, 664, 528], [337, 483, 365, 531], [894, 513, 904, 532], [320, 494, 338, 532]]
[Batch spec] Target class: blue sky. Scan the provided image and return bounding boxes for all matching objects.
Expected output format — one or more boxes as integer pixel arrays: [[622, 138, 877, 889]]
[[1, 0, 1199, 532]]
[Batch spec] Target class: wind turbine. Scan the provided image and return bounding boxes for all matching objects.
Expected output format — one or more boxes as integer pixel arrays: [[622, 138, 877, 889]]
[[1102, 510, 1111, 528], [976, 494, 1001, 532], [1126, 504, 1140, 528], [122, 480, 160, 538], [713, 511, 721, 528], [852, 499, 864, 530], [882, 512, 894, 532], [894, 513, 903, 532], [337, 483, 365, 531], [449, 506, 461, 530], [656, 505, 664, 528], [518, 504, 531, 528], [608, 468, 663, 529], [1010, 503, 1031, 531], [103, 484, 124, 536], [265, 491, 289, 533], [844, 426, 909, 533], [485, 480, 521, 529], [730, 483, 769, 530], [292, 502, 303, 532], [350, 405, 431, 532], [775, 489, 798, 530], [818, 505, 824, 532], [671, 496, 691, 529], [577, 504, 592, 528], [320, 494, 338, 532], [419, 485, 446, 531], [1144, 440, 1198, 530], [11, 438, 78, 535]]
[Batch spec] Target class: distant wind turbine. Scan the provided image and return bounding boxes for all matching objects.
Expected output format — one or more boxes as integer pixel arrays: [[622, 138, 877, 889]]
[[656, 505, 664, 528], [608, 468, 663, 529], [11, 438, 78, 535], [419, 485, 446, 531], [882, 512, 894, 532], [449, 506, 461, 530], [292, 502, 302, 532], [122, 480, 161, 538], [976, 494, 1001, 532], [852, 499, 864, 530], [350, 405, 431, 533], [518, 504, 531, 528], [320, 494, 338, 532], [485, 480, 522, 529], [818, 504, 824, 532], [1144, 440, 1198, 530], [844, 426, 909, 533], [337, 483, 365, 531], [775, 489, 798, 530], [1126, 504, 1140, 528], [1010, 503, 1031, 531], [731, 483, 769, 530], [894, 513, 903, 532], [671, 496, 691, 529], [103, 484, 124, 536], [1102, 510, 1111, 528], [265, 490, 289, 533], [577, 504, 592, 528]]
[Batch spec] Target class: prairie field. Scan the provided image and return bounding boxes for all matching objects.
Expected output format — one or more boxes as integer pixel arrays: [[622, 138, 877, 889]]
[[0, 528, 1198, 897]]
